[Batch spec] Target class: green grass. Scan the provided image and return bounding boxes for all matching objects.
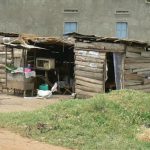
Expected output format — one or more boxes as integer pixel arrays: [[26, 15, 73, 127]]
[[0, 90, 150, 150]]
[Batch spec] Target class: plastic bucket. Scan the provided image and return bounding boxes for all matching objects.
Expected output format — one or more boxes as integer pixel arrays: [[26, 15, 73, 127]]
[[39, 84, 49, 91]]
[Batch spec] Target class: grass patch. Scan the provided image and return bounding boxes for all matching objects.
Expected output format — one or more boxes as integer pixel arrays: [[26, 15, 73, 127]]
[[0, 90, 150, 150]]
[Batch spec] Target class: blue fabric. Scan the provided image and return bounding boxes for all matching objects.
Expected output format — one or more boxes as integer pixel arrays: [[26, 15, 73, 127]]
[[114, 22, 128, 89]]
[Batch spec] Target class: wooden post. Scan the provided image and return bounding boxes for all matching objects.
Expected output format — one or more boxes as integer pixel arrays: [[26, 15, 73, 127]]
[[121, 54, 125, 89], [11, 47, 14, 65], [23, 49, 26, 97], [34, 49, 36, 69], [103, 54, 106, 92], [5, 46, 8, 92]]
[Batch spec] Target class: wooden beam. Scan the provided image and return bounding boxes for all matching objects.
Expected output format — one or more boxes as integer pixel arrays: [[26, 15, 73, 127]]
[[75, 55, 104, 63], [137, 71, 150, 76], [76, 85, 102, 93], [0, 64, 5, 69], [126, 51, 141, 58], [0, 79, 6, 83], [0, 59, 11, 64], [76, 79, 103, 89], [0, 74, 6, 79], [126, 84, 150, 90], [75, 65, 103, 73], [75, 70, 103, 80], [125, 58, 150, 63], [0, 70, 5, 74], [125, 63, 150, 69], [124, 73, 144, 80], [75, 42, 125, 52], [141, 52, 150, 57], [74, 50, 101, 58], [0, 52, 11, 55], [132, 68, 150, 73], [75, 75, 103, 84], [143, 79, 150, 85], [75, 60, 103, 68], [75, 89, 99, 97], [124, 80, 142, 86], [126, 46, 145, 53]]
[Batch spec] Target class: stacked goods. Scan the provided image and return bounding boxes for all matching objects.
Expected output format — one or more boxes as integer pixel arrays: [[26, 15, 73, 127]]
[[13, 48, 23, 67], [124, 46, 150, 92], [0, 36, 14, 91], [74, 42, 106, 98], [0, 44, 8, 89], [0, 46, 21, 90]]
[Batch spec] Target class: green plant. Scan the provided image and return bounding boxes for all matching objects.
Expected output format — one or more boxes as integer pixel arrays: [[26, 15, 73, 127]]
[[0, 90, 149, 150]]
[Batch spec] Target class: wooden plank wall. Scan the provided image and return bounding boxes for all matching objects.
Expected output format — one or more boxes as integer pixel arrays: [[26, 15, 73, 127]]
[[0, 44, 8, 91], [74, 43, 106, 98], [0, 43, 22, 92], [124, 46, 150, 92]]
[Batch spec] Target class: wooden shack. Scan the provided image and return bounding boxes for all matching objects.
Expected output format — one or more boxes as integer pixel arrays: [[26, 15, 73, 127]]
[[1, 32, 150, 98], [70, 33, 150, 98]]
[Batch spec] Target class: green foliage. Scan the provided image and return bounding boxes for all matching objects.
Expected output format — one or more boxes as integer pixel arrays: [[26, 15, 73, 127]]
[[0, 90, 150, 150]]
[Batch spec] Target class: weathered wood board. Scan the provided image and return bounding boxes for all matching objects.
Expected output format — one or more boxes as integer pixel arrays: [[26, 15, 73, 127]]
[[126, 51, 141, 58], [124, 46, 150, 92], [75, 42, 125, 52], [126, 46, 145, 53], [125, 63, 150, 69], [75, 75, 103, 84], [141, 52, 150, 57], [74, 46, 106, 98]]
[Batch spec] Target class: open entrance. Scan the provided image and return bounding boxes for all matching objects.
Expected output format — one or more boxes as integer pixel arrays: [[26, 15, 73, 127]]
[[27, 42, 75, 95], [105, 53, 116, 92]]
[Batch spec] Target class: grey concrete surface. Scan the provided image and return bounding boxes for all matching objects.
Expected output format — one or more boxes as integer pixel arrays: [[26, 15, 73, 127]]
[[0, 0, 149, 41]]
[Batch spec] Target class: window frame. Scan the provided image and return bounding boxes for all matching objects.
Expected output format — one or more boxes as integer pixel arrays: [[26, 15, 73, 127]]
[[63, 21, 78, 34], [116, 22, 128, 38]]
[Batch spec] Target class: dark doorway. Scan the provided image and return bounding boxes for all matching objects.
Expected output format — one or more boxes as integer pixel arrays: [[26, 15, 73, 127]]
[[27, 43, 75, 95], [105, 53, 116, 92]]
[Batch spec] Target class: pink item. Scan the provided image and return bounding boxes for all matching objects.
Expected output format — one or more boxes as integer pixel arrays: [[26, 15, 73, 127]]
[[24, 68, 31, 73]]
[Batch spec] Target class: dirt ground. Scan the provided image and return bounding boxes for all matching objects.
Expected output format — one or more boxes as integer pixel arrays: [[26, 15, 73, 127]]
[[0, 129, 70, 150], [0, 94, 72, 150], [0, 94, 71, 112]]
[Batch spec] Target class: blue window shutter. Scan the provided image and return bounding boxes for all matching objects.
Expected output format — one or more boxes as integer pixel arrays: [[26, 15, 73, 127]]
[[116, 22, 128, 39], [64, 22, 77, 34]]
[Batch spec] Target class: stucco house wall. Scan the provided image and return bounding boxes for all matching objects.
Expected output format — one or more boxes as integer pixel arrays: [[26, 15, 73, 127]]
[[0, 0, 149, 40]]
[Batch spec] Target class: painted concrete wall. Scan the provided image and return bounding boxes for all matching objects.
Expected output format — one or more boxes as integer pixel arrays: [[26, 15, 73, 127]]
[[0, 0, 149, 41]]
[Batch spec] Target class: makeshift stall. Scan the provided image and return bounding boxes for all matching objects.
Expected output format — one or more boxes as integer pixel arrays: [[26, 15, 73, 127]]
[[4, 44, 41, 97], [3, 35, 75, 97]]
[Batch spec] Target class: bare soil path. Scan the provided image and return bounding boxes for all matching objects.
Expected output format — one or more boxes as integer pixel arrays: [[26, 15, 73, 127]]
[[0, 94, 72, 150], [0, 129, 70, 150], [0, 94, 71, 112]]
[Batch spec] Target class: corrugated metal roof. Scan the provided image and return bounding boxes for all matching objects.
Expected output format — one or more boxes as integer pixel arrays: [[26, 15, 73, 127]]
[[65, 32, 150, 47], [0, 32, 19, 37], [2, 34, 74, 50], [4, 43, 46, 50], [1, 32, 149, 48]]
